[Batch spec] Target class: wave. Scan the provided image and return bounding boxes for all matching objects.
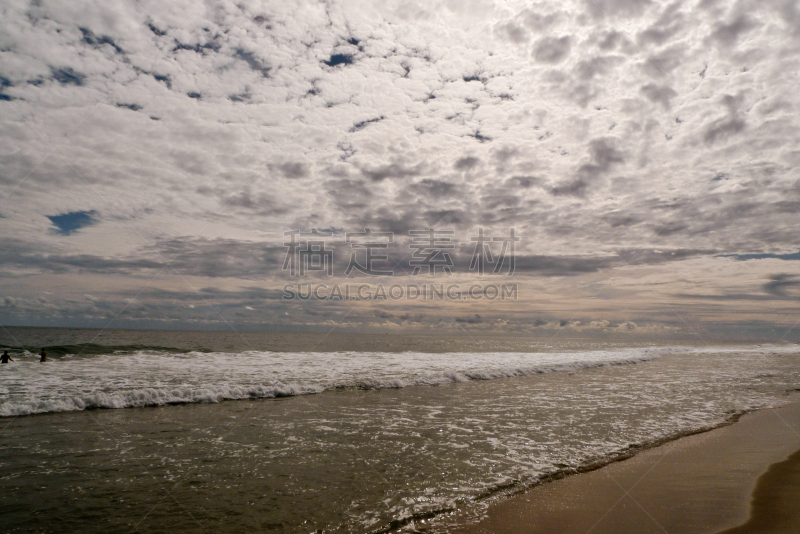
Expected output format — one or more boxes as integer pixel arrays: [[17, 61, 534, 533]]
[[2, 344, 797, 418], [0, 383, 324, 417], [3, 343, 191, 357], [0, 348, 666, 417]]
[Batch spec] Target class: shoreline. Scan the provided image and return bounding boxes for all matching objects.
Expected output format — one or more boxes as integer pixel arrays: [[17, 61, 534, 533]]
[[469, 410, 751, 504], [450, 397, 800, 534]]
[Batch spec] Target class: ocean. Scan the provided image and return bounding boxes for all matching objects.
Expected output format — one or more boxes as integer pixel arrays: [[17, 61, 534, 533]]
[[0, 327, 798, 533]]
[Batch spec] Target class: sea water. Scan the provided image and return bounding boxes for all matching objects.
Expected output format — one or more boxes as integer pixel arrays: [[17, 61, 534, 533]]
[[0, 328, 798, 532]]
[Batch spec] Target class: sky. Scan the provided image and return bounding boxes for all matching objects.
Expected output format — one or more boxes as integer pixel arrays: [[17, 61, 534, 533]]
[[0, 0, 799, 340]]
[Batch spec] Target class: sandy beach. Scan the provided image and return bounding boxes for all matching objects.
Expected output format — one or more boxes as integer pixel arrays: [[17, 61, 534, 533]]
[[454, 398, 800, 534]]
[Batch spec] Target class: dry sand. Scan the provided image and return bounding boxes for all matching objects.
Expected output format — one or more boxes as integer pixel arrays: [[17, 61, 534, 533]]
[[453, 399, 800, 534]]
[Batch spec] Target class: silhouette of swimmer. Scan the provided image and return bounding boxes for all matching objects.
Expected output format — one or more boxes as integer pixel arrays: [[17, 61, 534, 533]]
[[39, 348, 47, 362], [1, 351, 13, 364]]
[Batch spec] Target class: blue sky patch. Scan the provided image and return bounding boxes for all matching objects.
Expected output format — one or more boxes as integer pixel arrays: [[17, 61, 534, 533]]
[[718, 251, 800, 261], [324, 54, 353, 67], [48, 210, 97, 235]]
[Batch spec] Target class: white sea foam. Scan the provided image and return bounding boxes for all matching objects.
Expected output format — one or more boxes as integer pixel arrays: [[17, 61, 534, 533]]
[[1, 344, 797, 417], [0, 347, 679, 417]]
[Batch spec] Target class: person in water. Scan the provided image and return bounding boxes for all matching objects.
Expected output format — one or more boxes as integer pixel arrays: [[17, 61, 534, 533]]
[[39, 348, 47, 362], [1, 351, 13, 364]]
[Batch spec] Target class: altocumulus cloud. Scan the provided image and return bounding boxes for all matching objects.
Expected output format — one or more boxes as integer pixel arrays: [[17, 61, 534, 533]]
[[0, 0, 798, 335]]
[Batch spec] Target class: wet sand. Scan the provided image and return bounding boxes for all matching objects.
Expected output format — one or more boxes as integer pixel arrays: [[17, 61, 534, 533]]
[[718, 445, 800, 534], [454, 399, 800, 534]]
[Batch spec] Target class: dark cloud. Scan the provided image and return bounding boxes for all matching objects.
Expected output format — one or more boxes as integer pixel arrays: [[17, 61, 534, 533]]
[[146, 21, 167, 37], [350, 116, 385, 132], [51, 67, 85, 85], [584, 138, 625, 171], [550, 179, 588, 197], [674, 274, 800, 302], [653, 222, 687, 236], [455, 314, 482, 324], [584, 0, 653, 19], [351, 210, 420, 235], [495, 21, 529, 44], [640, 83, 678, 109], [116, 103, 142, 111], [0, 237, 159, 274], [454, 157, 480, 171], [602, 213, 641, 228], [552, 137, 624, 196], [234, 48, 271, 77], [150, 238, 284, 279], [275, 162, 309, 179], [533, 36, 572, 63], [575, 56, 622, 80], [211, 187, 290, 216], [480, 194, 520, 209], [422, 209, 467, 226], [763, 274, 800, 298], [708, 15, 758, 46], [0, 76, 12, 101], [597, 30, 630, 51], [505, 175, 539, 188], [468, 131, 493, 143], [399, 313, 425, 323], [462, 74, 484, 83], [361, 162, 423, 182], [641, 46, 685, 78], [407, 179, 459, 198], [637, 6, 686, 46], [704, 116, 746, 144], [324, 179, 373, 209], [79, 27, 123, 54], [491, 146, 520, 164], [522, 10, 562, 31], [173, 39, 221, 54]]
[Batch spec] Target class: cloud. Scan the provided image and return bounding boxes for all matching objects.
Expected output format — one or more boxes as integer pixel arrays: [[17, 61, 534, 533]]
[[233, 48, 272, 77], [1, 0, 799, 334], [708, 15, 758, 47], [494, 21, 529, 44], [455, 314, 482, 324], [454, 156, 480, 171], [350, 116, 385, 132], [763, 274, 800, 298], [584, 0, 653, 19], [52, 67, 85, 85], [361, 161, 424, 182], [640, 83, 678, 109], [533, 36, 572, 63], [551, 137, 624, 196], [273, 162, 309, 179]]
